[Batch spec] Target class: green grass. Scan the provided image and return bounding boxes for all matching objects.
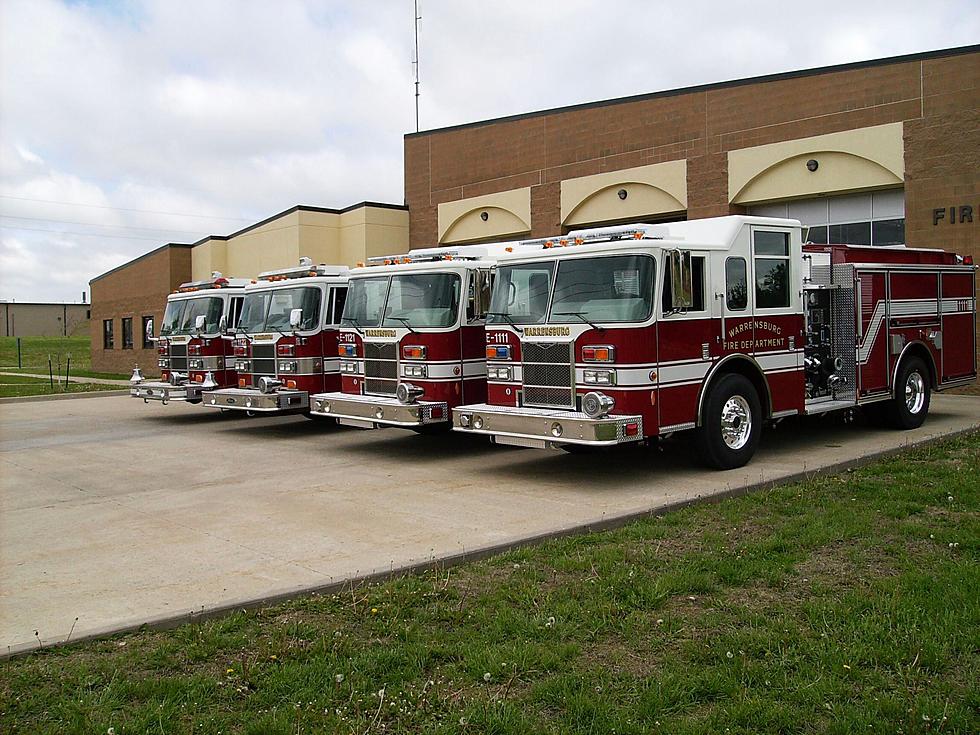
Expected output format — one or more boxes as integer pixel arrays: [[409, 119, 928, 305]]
[[2, 434, 977, 734], [0, 336, 129, 381], [0, 336, 91, 371], [0, 375, 121, 398]]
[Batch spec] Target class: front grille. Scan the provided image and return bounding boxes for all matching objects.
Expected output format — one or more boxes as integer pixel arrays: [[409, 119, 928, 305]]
[[251, 344, 276, 377], [170, 344, 188, 372], [522, 342, 574, 409], [364, 342, 397, 395]]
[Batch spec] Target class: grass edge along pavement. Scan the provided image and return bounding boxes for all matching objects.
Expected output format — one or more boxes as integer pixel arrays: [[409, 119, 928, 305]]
[[1, 432, 977, 734]]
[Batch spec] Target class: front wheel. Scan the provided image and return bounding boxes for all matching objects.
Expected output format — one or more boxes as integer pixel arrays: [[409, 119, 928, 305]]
[[694, 374, 762, 470], [882, 357, 930, 430]]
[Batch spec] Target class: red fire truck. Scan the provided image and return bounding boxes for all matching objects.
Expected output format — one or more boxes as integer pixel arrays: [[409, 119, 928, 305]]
[[130, 272, 248, 404], [201, 259, 349, 415], [452, 216, 976, 468], [308, 243, 531, 430]]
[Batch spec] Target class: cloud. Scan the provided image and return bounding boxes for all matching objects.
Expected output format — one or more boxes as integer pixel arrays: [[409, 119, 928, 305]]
[[1, 0, 977, 301]]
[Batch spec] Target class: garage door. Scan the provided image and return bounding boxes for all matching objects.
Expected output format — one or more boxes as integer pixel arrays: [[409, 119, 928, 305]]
[[749, 189, 904, 246]]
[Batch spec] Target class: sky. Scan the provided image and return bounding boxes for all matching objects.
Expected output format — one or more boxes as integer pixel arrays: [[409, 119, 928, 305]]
[[1, 1, 977, 303]]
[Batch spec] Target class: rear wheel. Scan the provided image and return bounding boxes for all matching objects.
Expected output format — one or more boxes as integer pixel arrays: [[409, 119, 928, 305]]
[[694, 374, 762, 470], [881, 357, 930, 429]]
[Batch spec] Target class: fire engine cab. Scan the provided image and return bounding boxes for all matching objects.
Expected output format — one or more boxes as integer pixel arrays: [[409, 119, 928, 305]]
[[309, 243, 532, 430], [130, 272, 248, 404], [452, 216, 977, 469], [201, 258, 349, 415]]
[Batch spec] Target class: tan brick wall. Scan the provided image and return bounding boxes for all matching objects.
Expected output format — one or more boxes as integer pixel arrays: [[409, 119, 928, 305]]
[[90, 245, 192, 375], [405, 48, 979, 373]]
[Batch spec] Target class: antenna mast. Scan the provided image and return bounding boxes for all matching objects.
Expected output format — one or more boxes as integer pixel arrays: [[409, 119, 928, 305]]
[[413, 0, 421, 132]]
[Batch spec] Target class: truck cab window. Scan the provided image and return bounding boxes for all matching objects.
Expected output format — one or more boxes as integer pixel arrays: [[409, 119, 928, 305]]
[[753, 231, 790, 309], [726, 257, 748, 311]]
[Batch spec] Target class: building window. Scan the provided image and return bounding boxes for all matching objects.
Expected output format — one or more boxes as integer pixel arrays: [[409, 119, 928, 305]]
[[103, 319, 114, 349], [121, 317, 133, 349], [142, 316, 153, 349], [750, 190, 905, 246]]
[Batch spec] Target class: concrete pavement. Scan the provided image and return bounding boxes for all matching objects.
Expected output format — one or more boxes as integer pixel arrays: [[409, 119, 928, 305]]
[[2, 393, 978, 657]]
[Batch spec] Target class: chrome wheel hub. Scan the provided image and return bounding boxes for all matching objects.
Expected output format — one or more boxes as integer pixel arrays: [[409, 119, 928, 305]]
[[905, 371, 925, 414], [721, 395, 752, 450]]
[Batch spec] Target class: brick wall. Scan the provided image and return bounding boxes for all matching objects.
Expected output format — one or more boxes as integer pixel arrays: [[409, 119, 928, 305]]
[[405, 48, 980, 386], [90, 245, 192, 375]]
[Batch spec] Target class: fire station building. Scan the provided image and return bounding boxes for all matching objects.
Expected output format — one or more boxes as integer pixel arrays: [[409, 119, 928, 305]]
[[91, 45, 979, 376]]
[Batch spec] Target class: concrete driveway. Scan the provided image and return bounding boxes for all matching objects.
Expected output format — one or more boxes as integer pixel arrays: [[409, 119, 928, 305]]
[[2, 393, 978, 656]]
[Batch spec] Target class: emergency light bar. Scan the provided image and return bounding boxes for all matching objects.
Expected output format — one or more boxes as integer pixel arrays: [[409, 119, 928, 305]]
[[521, 224, 668, 249], [365, 240, 541, 267], [257, 257, 350, 281], [176, 271, 250, 292]]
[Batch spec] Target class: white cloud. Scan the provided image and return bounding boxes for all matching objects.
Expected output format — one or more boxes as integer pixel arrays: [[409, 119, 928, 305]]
[[0, 0, 977, 301]]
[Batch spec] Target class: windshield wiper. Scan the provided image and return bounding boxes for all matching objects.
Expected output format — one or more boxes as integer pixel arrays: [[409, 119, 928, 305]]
[[387, 316, 416, 334], [554, 311, 603, 331], [341, 316, 365, 336], [486, 311, 524, 333]]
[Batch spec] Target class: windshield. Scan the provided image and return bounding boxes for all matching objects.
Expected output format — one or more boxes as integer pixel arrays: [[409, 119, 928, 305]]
[[343, 277, 389, 327], [265, 287, 321, 331], [551, 255, 655, 323], [383, 273, 460, 328], [238, 292, 271, 332], [487, 262, 555, 325], [177, 297, 223, 333], [160, 299, 187, 336], [488, 255, 656, 326]]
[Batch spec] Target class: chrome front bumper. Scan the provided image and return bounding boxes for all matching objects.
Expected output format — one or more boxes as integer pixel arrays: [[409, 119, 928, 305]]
[[130, 381, 203, 403], [310, 392, 448, 428], [452, 403, 644, 448], [201, 387, 309, 413]]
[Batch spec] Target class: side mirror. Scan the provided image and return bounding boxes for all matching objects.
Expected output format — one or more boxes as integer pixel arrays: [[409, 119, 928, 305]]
[[218, 314, 228, 333], [145, 318, 154, 340], [194, 314, 206, 332], [288, 308, 303, 329], [668, 250, 694, 310], [469, 269, 493, 320]]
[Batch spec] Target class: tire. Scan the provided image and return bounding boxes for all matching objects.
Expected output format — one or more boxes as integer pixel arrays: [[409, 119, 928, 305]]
[[881, 356, 930, 430], [694, 373, 762, 470]]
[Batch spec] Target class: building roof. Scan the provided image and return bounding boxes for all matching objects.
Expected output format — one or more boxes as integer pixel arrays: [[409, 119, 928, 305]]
[[88, 201, 408, 285], [406, 44, 980, 139], [0, 301, 91, 306]]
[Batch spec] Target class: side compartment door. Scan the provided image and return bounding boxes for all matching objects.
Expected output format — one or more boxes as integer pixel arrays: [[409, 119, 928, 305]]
[[856, 270, 889, 397], [940, 271, 977, 382]]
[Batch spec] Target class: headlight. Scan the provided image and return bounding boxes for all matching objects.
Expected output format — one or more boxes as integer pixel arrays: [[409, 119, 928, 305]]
[[488, 366, 512, 381], [582, 391, 615, 419], [402, 364, 427, 378], [278, 360, 297, 373], [341, 361, 358, 374], [459, 413, 471, 427], [472, 415, 484, 430], [583, 369, 616, 385]]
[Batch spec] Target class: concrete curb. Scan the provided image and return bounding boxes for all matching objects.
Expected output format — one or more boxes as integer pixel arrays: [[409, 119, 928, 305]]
[[5, 421, 977, 660], [0, 390, 130, 405]]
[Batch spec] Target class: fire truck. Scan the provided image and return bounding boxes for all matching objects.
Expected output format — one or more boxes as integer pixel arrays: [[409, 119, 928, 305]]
[[201, 258, 349, 415], [308, 243, 532, 430], [451, 216, 977, 469], [130, 272, 248, 404]]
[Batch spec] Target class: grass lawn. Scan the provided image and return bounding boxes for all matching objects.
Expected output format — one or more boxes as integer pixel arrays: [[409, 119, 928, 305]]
[[0, 374, 121, 398], [1, 433, 977, 734], [0, 336, 129, 380]]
